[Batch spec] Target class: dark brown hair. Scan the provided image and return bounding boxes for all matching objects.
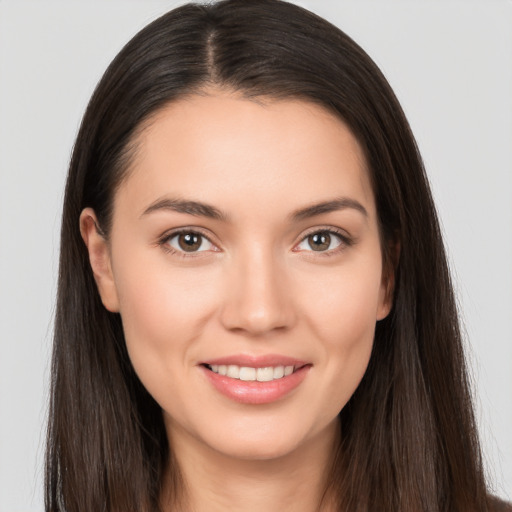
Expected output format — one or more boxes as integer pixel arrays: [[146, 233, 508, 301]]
[[46, 1, 491, 510]]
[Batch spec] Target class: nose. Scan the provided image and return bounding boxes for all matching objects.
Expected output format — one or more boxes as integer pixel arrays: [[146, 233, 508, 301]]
[[219, 245, 296, 336]]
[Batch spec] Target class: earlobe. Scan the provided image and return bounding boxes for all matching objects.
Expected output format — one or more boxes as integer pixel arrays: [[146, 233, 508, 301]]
[[79, 208, 120, 312]]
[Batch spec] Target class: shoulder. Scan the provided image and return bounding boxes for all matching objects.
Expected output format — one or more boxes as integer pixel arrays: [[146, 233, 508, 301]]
[[489, 496, 512, 512]]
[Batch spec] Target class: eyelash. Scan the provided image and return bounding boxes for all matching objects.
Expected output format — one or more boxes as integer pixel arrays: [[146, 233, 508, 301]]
[[157, 226, 353, 258], [158, 228, 218, 258], [294, 227, 353, 257]]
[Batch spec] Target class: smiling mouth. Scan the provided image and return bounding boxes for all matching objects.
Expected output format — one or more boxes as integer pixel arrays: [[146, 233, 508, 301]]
[[204, 364, 302, 382], [201, 360, 311, 404]]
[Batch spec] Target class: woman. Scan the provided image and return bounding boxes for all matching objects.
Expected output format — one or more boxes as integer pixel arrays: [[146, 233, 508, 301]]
[[45, 0, 509, 510]]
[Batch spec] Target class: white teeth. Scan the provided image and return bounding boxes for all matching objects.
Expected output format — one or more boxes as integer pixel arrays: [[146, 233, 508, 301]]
[[257, 367, 274, 382], [226, 365, 240, 378], [273, 366, 284, 379], [239, 367, 256, 381], [208, 364, 298, 381]]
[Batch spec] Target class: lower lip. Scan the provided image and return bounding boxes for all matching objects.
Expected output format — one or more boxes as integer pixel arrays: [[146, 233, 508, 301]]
[[200, 365, 311, 405]]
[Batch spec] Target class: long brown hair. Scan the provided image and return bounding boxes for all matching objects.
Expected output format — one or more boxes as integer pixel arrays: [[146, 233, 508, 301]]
[[46, 1, 491, 510]]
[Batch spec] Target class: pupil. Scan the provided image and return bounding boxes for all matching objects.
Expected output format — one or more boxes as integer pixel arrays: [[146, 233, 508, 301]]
[[309, 232, 330, 251], [178, 233, 201, 252]]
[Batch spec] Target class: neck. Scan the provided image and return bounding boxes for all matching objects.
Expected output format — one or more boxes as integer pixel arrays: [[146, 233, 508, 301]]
[[161, 419, 340, 512]]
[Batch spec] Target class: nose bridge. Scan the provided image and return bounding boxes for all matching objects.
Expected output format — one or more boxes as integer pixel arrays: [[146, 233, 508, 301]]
[[220, 241, 295, 335]]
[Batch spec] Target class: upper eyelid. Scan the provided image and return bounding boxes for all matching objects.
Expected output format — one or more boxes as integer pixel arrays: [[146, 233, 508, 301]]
[[293, 227, 353, 253], [158, 229, 220, 257], [297, 226, 351, 241], [159, 226, 217, 244]]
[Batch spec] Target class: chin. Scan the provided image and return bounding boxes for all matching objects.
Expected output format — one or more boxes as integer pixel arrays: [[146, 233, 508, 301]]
[[202, 417, 334, 463], [209, 435, 303, 462]]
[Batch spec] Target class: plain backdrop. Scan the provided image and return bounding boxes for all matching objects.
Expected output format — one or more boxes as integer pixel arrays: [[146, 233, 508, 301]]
[[0, 1, 511, 510]]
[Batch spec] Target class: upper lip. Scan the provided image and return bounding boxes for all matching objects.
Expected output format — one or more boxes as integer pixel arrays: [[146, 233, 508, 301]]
[[201, 354, 309, 368]]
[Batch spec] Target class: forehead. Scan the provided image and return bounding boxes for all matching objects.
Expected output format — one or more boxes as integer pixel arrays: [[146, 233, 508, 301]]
[[116, 91, 375, 221]]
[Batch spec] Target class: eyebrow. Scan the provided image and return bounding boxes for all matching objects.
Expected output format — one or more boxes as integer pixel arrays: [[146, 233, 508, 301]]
[[140, 196, 368, 223], [290, 197, 368, 222], [140, 197, 229, 221]]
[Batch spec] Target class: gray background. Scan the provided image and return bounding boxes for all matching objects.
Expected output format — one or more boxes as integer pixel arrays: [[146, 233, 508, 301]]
[[0, 1, 511, 509]]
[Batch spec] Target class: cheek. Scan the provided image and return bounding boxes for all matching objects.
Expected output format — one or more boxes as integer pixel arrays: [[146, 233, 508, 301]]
[[115, 246, 220, 326], [300, 255, 384, 345], [111, 251, 221, 390], [297, 255, 383, 409]]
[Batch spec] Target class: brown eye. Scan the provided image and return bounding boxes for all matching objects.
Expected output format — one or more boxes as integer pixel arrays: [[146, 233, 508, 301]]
[[178, 233, 202, 252], [166, 231, 215, 253], [295, 230, 344, 253], [307, 232, 331, 251]]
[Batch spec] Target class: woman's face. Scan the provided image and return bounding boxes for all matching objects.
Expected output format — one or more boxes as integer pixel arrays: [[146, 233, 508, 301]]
[[82, 91, 392, 461]]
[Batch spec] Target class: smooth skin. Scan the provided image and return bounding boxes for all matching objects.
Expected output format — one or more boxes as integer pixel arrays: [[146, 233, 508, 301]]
[[80, 90, 393, 512]]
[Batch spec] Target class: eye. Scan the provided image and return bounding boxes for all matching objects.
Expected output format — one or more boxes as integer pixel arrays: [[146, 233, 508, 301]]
[[165, 231, 216, 253], [295, 230, 345, 252]]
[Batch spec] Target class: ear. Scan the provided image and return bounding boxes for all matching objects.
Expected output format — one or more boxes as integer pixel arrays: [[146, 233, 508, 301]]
[[376, 239, 400, 321], [79, 208, 120, 312]]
